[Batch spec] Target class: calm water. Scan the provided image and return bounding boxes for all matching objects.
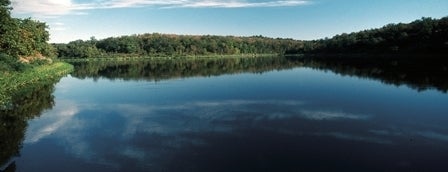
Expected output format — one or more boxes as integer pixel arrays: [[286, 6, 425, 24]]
[[2, 57, 448, 171]]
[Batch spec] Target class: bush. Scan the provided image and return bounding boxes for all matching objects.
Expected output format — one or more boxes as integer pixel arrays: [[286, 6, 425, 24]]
[[0, 53, 15, 71], [0, 53, 30, 72]]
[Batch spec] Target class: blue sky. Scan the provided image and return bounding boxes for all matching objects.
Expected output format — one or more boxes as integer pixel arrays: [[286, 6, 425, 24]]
[[10, 0, 448, 43]]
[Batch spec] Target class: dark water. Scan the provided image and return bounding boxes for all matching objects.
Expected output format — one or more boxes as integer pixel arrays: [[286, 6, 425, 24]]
[[2, 57, 448, 171]]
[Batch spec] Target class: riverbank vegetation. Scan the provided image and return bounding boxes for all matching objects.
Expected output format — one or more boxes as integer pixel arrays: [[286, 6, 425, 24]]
[[0, 62, 73, 108], [1, 0, 73, 107]]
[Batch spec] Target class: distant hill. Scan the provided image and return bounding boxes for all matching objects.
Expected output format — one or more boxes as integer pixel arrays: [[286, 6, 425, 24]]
[[287, 16, 448, 54]]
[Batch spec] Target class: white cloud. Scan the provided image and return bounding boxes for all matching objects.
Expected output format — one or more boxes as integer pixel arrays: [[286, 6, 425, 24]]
[[11, 0, 309, 17], [11, 0, 93, 17], [100, 0, 188, 8], [176, 0, 308, 8]]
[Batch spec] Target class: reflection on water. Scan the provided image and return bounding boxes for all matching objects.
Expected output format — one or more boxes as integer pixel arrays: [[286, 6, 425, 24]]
[[2, 56, 448, 171], [299, 55, 448, 92], [0, 82, 58, 171], [70, 56, 303, 81], [69, 56, 448, 93]]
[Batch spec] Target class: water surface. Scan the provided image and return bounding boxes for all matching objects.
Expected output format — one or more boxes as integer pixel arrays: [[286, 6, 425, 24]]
[[2, 57, 448, 171]]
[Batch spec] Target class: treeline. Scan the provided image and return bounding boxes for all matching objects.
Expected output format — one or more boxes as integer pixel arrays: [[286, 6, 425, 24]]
[[54, 34, 303, 58], [288, 17, 448, 54], [0, 0, 55, 72], [56, 16, 448, 59]]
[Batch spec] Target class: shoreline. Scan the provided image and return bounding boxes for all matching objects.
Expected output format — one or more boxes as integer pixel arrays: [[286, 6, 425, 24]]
[[0, 62, 74, 109]]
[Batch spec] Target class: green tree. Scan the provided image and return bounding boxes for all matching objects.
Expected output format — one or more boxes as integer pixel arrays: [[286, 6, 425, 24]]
[[1, 0, 55, 70]]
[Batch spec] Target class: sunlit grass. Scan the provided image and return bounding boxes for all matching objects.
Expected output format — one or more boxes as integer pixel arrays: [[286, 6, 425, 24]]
[[0, 62, 73, 108]]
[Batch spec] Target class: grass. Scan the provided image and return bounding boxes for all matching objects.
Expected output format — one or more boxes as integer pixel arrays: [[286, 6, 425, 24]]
[[0, 62, 74, 108]]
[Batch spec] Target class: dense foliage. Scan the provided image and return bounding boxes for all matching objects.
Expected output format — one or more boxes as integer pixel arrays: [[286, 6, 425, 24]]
[[54, 34, 303, 58], [0, 0, 55, 72], [289, 17, 448, 54]]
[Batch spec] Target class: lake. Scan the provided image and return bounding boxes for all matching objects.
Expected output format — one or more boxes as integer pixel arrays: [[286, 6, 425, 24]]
[[2, 56, 448, 171]]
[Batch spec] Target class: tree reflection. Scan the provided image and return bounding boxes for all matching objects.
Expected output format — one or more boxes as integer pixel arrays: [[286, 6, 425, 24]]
[[0, 81, 58, 171], [298, 55, 448, 93], [69, 56, 448, 93], [69, 56, 304, 81]]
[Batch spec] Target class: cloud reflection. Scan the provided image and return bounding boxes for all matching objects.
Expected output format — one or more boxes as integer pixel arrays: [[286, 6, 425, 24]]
[[121, 147, 145, 160], [325, 132, 393, 144], [24, 99, 382, 170], [418, 131, 448, 142], [25, 100, 79, 143], [301, 110, 369, 120]]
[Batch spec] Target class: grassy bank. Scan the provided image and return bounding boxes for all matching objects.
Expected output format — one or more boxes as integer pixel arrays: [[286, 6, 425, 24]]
[[0, 62, 74, 108]]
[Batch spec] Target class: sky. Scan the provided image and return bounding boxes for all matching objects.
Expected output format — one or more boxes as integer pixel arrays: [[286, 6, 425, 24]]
[[10, 0, 448, 43]]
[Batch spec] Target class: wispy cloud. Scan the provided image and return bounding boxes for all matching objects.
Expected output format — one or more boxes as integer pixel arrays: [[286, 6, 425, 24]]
[[99, 0, 189, 8], [11, 0, 309, 17], [170, 0, 308, 8], [11, 0, 93, 17]]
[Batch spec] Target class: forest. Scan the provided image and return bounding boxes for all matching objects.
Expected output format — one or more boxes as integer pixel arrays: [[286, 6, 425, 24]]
[[54, 34, 302, 58], [291, 17, 448, 54], [54, 16, 448, 59]]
